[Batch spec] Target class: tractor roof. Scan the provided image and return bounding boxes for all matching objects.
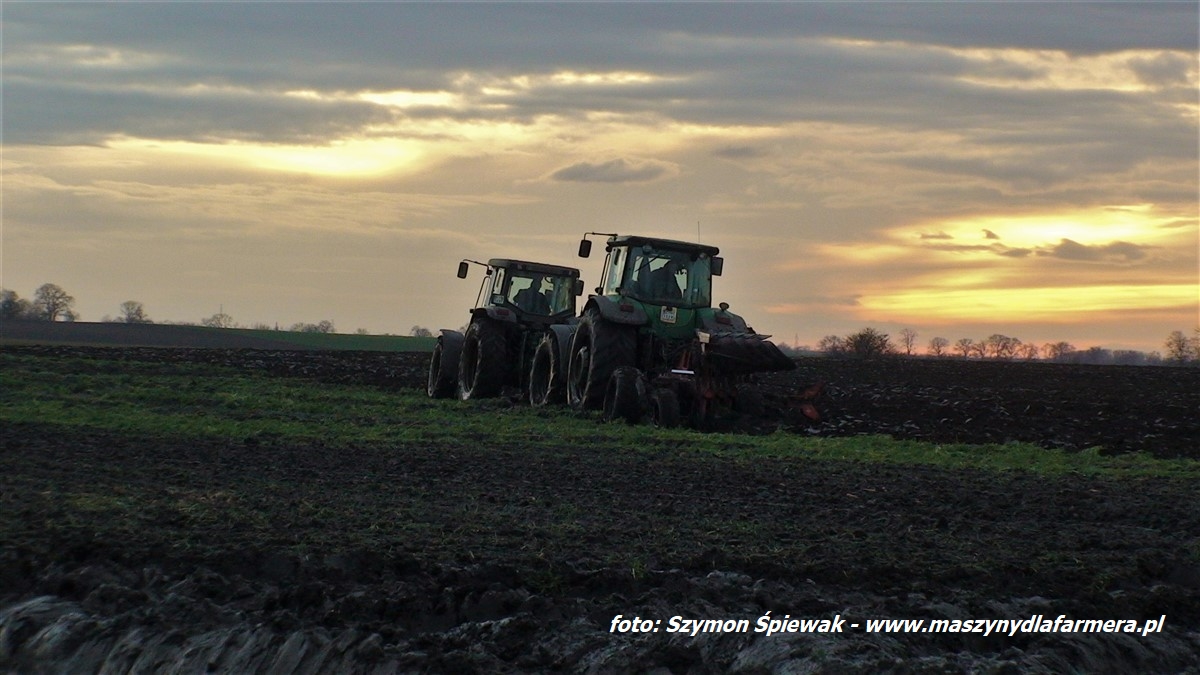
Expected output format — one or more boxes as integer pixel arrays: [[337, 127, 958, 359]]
[[487, 259, 581, 278], [605, 235, 720, 257]]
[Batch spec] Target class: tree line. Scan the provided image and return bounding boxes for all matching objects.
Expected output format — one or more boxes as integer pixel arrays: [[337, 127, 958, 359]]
[[806, 327, 1200, 366], [1, 284, 341, 334], [6, 283, 1196, 363]]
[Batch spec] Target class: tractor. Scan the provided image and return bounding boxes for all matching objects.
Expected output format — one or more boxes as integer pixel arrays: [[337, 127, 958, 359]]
[[427, 258, 584, 404], [566, 232, 810, 428]]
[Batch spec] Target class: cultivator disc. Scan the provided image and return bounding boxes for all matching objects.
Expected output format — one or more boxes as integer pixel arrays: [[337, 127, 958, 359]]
[[703, 332, 797, 375]]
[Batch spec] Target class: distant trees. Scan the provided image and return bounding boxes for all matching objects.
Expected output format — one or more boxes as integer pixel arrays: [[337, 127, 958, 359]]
[[817, 327, 894, 358], [1, 284, 78, 321], [1, 290, 33, 320], [201, 312, 236, 329], [810, 326, 1195, 367], [290, 320, 335, 333], [981, 334, 1021, 360], [816, 335, 844, 355], [1042, 341, 1075, 361], [119, 301, 152, 324], [410, 326, 434, 338]]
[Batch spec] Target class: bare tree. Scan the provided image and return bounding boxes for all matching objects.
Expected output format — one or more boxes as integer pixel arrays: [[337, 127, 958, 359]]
[[1017, 342, 1040, 360], [954, 338, 974, 358], [410, 326, 434, 338], [33, 283, 77, 321], [927, 336, 949, 357], [898, 328, 918, 356], [120, 301, 152, 324], [1164, 330, 1192, 363]]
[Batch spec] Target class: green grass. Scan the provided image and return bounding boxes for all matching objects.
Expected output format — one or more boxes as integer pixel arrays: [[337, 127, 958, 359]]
[[2, 350, 1197, 479]]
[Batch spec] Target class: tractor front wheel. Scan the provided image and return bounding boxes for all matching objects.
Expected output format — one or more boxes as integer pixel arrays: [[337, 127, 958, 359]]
[[649, 387, 681, 428], [603, 366, 643, 424]]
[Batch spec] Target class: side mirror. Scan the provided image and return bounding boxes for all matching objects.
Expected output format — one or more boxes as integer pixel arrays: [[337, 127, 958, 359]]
[[573, 279, 585, 296], [711, 256, 724, 276], [457, 261, 470, 279], [578, 239, 592, 258]]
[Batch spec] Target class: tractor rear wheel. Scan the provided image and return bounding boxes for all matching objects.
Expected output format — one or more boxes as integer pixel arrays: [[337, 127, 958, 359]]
[[528, 332, 565, 406], [603, 366, 643, 424], [458, 318, 507, 399], [567, 308, 636, 410]]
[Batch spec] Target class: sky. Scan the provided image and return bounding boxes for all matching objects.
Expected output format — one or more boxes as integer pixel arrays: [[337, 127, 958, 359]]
[[2, 2, 1197, 353]]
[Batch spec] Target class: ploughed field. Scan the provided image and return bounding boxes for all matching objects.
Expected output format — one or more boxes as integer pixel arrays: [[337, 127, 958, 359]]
[[2, 345, 1198, 673]]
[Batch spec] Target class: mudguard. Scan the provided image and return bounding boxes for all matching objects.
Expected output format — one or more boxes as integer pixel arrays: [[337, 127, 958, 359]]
[[481, 307, 519, 324], [438, 328, 465, 352], [589, 296, 649, 326], [700, 309, 750, 333]]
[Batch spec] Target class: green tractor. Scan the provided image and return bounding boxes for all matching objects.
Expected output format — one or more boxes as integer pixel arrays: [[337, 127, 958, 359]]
[[567, 232, 805, 428], [427, 258, 584, 404]]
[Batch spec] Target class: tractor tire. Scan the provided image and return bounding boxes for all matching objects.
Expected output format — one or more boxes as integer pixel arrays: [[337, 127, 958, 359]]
[[427, 333, 462, 399], [649, 387, 681, 428], [458, 318, 507, 400], [528, 332, 565, 406], [603, 366, 643, 424], [566, 308, 636, 410]]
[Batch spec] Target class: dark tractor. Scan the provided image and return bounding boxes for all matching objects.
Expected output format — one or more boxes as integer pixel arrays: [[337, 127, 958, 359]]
[[567, 233, 805, 428], [427, 258, 584, 405]]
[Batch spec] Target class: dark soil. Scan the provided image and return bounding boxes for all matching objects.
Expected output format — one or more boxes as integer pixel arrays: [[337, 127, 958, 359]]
[[2, 346, 1199, 673]]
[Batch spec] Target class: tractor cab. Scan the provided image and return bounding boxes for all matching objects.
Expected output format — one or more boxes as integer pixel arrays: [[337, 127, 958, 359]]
[[458, 258, 583, 322], [580, 235, 722, 311], [578, 234, 726, 340]]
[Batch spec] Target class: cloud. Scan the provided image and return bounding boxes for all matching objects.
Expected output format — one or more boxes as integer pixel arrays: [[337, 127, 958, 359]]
[[1044, 239, 1153, 263], [712, 145, 768, 159], [1129, 52, 1196, 88], [983, 229, 1000, 240], [549, 158, 674, 183]]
